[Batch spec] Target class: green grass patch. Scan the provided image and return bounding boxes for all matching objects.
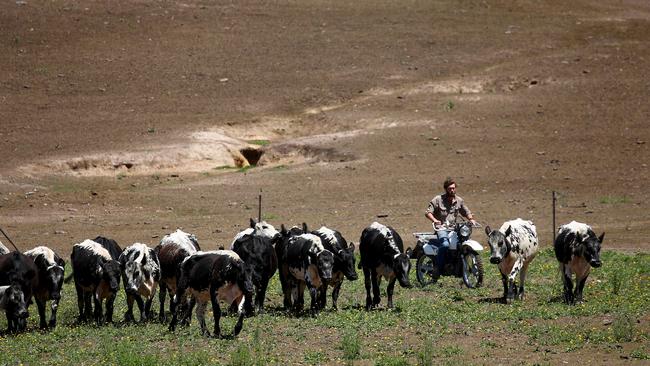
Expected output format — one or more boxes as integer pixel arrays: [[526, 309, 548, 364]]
[[247, 140, 270, 146], [599, 195, 630, 204]]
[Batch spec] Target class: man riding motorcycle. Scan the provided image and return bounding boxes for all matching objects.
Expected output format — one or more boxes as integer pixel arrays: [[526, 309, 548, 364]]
[[424, 177, 476, 276]]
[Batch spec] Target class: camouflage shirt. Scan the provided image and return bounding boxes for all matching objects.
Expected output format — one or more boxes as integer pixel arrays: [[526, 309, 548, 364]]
[[426, 194, 472, 225]]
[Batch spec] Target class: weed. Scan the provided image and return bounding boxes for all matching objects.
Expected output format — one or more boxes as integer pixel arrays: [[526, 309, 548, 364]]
[[610, 270, 622, 295], [117, 172, 127, 180], [375, 356, 410, 366], [599, 196, 629, 204], [416, 336, 436, 366], [630, 347, 649, 360], [239, 165, 256, 173], [147, 127, 156, 134], [341, 328, 362, 361], [304, 350, 329, 365], [229, 343, 253, 366], [613, 312, 636, 342], [215, 165, 235, 170], [262, 213, 278, 221], [247, 140, 270, 146], [272, 165, 287, 171], [444, 101, 455, 111]]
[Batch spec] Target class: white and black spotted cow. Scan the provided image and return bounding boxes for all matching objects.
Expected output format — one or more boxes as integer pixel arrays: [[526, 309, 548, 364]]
[[312, 226, 357, 310], [485, 218, 539, 304], [554, 221, 604, 304], [154, 229, 201, 322], [276, 229, 334, 315], [24, 246, 66, 329], [119, 243, 161, 322], [359, 222, 412, 310], [230, 219, 280, 315], [70, 238, 122, 324], [0, 285, 29, 333], [169, 250, 253, 338]]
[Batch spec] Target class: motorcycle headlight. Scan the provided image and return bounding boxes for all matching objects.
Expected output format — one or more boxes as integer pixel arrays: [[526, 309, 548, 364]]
[[459, 225, 471, 237]]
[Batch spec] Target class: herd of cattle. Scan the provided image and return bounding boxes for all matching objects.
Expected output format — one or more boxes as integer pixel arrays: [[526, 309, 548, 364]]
[[0, 218, 605, 337]]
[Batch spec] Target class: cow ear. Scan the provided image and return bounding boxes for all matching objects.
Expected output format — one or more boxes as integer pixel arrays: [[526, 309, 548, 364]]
[[598, 232, 605, 243], [349, 242, 355, 252], [280, 224, 287, 234], [302, 222, 308, 232], [57, 257, 66, 267], [250, 218, 256, 228], [505, 226, 512, 237], [484, 226, 491, 236], [141, 252, 147, 264]]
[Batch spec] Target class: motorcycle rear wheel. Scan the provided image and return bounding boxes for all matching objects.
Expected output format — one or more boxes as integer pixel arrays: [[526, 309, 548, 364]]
[[416, 255, 439, 287], [462, 251, 484, 288]]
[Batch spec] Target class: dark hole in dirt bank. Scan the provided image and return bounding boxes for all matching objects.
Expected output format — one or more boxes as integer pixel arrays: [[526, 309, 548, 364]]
[[240, 147, 264, 165]]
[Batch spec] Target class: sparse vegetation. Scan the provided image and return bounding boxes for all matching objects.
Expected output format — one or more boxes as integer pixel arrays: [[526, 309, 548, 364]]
[[0, 250, 647, 365], [444, 101, 455, 111], [247, 140, 270, 146], [599, 196, 630, 204]]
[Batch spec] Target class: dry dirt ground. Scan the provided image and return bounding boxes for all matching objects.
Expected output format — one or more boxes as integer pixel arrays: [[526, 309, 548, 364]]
[[0, 0, 648, 363]]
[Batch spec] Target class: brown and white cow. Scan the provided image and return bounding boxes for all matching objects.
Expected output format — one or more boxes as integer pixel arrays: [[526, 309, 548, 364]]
[[554, 221, 604, 304], [168, 250, 253, 338], [485, 218, 539, 304], [154, 229, 200, 322], [24, 246, 66, 329], [359, 222, 412, 310], [119, 243, 161, 322]]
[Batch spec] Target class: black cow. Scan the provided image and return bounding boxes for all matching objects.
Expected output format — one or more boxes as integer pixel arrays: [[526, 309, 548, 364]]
[[119, 243, 161, 322], [0, 285, 29, 333], [554, 221, 605, 304], [312, 226, 357, 310], [276, 229, 334, 315], [169, 251, 253, 338], [154, 229, 201, 322], [230, 221, 279, 315], [70, 239, 122, 324], [359, 222, 412, 310], [0, 251, 37, 332], [24, 246, 66, 329]]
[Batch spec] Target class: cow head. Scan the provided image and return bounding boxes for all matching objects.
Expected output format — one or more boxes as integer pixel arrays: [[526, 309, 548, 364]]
[[250, 218, 281, 243], [485, 225, 512, 264], [120, 251, 152, 295], [316, 250, 334, 281], [2, 285, 29, 321], [580, 232, 604, 268], [102, 260, 122, 293], [336, 244, 358, 281], [45, 258, 66, 301], [393, 253, 412, 288]]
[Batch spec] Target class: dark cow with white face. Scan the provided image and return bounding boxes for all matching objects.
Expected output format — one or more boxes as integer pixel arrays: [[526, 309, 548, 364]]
[[169, 250, 253, 338], [276, 229, 334, 315], [119, 243, 161, 322], [0, 285, 29, 333], [554, 221, 604, 304], [312, 226, 357, 310], [230, 221, 279, 315], [24, 246, 66, 329], [70, 239, 122, 324], [0, 251, 37, 332], [154, 229, 201, 322], [485, 218, 539, 304], [359, 222, 411, 310]]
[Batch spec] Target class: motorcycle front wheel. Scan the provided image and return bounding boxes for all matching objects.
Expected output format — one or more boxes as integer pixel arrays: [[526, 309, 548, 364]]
[[462, 251, 484, 288], [416, 255, 439, 287]]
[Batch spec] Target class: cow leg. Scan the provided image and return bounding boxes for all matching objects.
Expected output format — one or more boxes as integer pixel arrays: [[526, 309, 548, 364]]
[[195, 300, 209, 337], [574, 273, 589, 304], [158, 283, 167, 322], [282, 277, 294, 311], [105, 293, 117, 323], [386, 277, 397, 309], [363, 267, 372, 310], [75, 284, 86, 322], [560, 263, 575, 304], [500, 273, 508, 302], [181, 296, 196, 326], [307, 282, 319, 316], [331, 280, 343, 310], [506, 258, 524, 304], [124, 294, 136, 322], [93, 296, 103, 324], [134, 295, 146, 322], [243, 291, 254, 317], [209, 283, 222, 338], [232, 295, 246, 337], [144, 296, 154, 322], [49, 298, 60, 328], [518, 261, 531, 301], [83, 291, 93, 321], [371, 270, 381, 307], [36, 298, 48, 329], [317, 284, 328, 310], [168, 287, 186, 331], [255, 277, 271, 314]]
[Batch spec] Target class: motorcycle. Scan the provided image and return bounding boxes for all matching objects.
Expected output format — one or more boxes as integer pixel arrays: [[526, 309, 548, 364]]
[[410, 221, 484, 288]]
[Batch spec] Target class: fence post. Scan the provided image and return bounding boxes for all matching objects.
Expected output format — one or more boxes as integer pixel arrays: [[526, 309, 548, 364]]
[[552, 191, 557, 243], [258, 189, 263, 222]]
